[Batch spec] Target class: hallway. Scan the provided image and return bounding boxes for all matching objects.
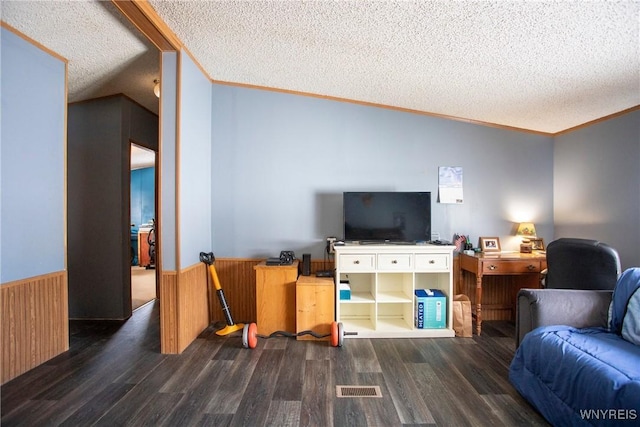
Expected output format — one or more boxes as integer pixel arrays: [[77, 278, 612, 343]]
[[131, 266, 156, 310]]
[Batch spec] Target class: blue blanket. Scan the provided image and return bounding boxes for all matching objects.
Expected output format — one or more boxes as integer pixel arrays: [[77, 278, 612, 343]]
[[510, 325, 640, 426]]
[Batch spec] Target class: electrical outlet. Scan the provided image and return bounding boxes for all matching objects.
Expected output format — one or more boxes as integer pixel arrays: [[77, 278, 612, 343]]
[[326, 236, 337, 254], [431, 232, 440, 241]]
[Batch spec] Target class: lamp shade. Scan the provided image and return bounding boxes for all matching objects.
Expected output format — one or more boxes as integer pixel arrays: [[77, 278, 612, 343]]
[[516, 222, 537, 237]]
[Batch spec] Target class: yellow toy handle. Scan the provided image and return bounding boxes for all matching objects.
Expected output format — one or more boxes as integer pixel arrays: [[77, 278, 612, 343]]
[[200, 251, 244, 336], [208, 264, 223, 291]]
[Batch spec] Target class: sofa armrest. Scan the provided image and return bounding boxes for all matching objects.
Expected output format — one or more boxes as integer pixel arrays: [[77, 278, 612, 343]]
[[515, 289, 613, 347]]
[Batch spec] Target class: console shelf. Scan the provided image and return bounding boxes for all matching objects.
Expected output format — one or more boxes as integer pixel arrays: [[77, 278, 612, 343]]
[[334, 244, 455, 338]]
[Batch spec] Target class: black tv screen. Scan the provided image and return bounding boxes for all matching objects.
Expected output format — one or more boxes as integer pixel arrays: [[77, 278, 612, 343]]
[[343, 192, 431, 243]]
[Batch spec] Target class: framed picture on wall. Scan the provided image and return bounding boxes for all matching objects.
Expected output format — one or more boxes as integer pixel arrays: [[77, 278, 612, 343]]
[[531, 238, 545, 251], [479, 237, 501, 252]]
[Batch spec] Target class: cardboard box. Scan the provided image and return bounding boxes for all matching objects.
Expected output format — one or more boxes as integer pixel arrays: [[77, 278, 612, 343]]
[[415, 289, 446, 329]]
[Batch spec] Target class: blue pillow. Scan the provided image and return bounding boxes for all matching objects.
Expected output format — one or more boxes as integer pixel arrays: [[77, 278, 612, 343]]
[[622, 289, 640, 345], [608, 267, 640, 345]]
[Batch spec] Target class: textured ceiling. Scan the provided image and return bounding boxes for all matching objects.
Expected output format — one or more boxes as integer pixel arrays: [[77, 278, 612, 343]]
[[2, 1, 639, 134], [1, 0, 160, 115]]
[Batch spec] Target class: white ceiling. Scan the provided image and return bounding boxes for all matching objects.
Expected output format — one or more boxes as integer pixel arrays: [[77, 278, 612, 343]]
[[2, 1, 639, 134], [131, 144, 156, 170], [2, 1, 161, 115]]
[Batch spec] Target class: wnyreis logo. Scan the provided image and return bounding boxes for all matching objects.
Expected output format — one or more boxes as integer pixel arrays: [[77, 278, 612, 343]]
[[580, 409, 637, 421]]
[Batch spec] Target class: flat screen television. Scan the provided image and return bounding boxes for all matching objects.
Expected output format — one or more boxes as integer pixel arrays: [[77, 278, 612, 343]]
[[343, 192, 431, 243]]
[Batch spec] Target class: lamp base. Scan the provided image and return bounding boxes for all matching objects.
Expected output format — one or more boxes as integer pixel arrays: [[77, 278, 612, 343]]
[[520, 243, 533, 253]]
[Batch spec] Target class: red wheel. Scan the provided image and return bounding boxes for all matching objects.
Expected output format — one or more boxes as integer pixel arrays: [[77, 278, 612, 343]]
[[330, 321, 339, 347], [248, 322, 258, 349]]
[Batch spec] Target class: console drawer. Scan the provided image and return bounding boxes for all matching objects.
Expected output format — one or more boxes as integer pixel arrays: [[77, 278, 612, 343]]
[[377, 254, 412, 270], [482, 260, 541, 274], [415, 254, 449, 271], [338, 254, 375, 272]]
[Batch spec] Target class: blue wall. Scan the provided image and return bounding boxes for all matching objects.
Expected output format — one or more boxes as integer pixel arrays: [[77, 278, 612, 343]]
[[554, 110, 640, 269], [131, 166, 155, 265], [211, 85, 554, 259], [1, 27, 66, 283], [160, 52, 177, 270], [179, 52, 212, 268], [131, 167, 156, 233]]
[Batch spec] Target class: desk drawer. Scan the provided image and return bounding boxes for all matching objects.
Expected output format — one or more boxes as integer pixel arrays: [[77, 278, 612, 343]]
[[415, 254, 449, 271], [377, 254, 412, 270], [482, 260, 541, 274], [338, 254, 375, 271]]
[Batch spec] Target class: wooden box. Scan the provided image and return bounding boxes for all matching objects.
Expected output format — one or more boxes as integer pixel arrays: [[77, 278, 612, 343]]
[[296, 275, 335, 340]]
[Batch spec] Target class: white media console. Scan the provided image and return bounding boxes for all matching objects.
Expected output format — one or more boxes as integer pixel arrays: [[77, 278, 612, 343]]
[[334, 243, 456, 338]]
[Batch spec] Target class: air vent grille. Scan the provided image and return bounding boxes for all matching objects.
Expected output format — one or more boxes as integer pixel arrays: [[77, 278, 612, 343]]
[[336, 385, 382, 398]]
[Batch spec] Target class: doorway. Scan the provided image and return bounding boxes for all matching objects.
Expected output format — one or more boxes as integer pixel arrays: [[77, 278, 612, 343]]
[[130, 143, 158, 310]]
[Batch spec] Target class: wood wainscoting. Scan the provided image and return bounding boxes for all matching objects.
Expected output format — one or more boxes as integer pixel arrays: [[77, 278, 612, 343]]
[[160, 258, 332, 353], [1, 271, 69, 384], [160, 263, 209, 354], [208, 258, 259, 325], [159, 270, 178, 353], [177, 263, 209, 351], [210, 258, 332, 325]]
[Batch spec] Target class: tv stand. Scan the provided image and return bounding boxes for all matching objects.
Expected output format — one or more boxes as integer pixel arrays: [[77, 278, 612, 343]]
[[334, 244, 455, 338]]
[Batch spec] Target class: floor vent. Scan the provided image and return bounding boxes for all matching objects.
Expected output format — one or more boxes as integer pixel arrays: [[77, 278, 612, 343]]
[[336, 385, 382, 398]]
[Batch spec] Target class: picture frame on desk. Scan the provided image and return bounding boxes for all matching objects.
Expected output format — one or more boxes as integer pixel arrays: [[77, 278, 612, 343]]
[[531, 238, 545, 251], [479, 237, 501, 252]]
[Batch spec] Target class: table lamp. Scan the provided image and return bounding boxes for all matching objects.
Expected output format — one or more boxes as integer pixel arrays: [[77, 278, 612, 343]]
[[516, 222, 536, 253]]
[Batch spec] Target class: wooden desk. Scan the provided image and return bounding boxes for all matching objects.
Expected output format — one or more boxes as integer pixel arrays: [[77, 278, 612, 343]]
[[459, 252, 546, 335]]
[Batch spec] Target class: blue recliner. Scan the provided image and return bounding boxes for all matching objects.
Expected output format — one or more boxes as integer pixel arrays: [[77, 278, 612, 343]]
[[510, 236, 639, 427], [510, 269, 640, 426]]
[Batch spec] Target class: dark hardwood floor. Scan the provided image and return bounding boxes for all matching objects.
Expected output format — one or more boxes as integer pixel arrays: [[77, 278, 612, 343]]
[[1, 301, 548, 426]]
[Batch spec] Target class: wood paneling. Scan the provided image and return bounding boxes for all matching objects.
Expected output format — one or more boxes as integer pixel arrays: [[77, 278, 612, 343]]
[[1, 271, 69, 384], [210, 258, 334, 325], [160, 258, 335, 353], [160, 270, 178, 353], [160, 263, 209, 354], [209, 259, 260, 324], [177, 262, 209, 352]]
